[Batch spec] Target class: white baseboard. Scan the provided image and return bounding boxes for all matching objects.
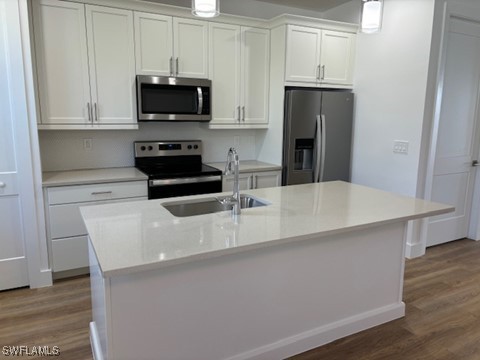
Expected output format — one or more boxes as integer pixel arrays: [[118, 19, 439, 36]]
[[405, 242, 425, 259], [226, 302, 405, 360], [90, 322, 104, 360]]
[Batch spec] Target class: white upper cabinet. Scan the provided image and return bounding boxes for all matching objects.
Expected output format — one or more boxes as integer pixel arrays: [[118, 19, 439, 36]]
[[86, 5, 136, 127], [33, 0, 91, 126], [320, 30, 355, 85], [33, 0, 137, 129], [241, 27, 270, 125], [209, 24, 269, 128], [285, 25, 321, 83], [209, 23, 241, 125], [285, 25, 355, 87], [134, 13, 208, 78], [173, 18, 208, 78], [134, 13, 172, 76]]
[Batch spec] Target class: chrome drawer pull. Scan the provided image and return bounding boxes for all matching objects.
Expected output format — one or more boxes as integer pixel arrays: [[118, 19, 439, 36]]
[[91, 191, 113, 195]]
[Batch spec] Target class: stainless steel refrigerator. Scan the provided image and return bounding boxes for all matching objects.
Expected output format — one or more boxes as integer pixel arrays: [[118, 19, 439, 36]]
[[282, 89, 354, 185]]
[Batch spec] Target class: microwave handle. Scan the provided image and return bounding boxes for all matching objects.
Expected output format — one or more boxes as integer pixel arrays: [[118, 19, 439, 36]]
[[197, 87, 203, 115]]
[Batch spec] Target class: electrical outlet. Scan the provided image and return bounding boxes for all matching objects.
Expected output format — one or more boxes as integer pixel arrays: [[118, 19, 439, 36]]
[[393, 140, 409, 154], [83, 138, 92, 151], [234, 136, 240, 148]]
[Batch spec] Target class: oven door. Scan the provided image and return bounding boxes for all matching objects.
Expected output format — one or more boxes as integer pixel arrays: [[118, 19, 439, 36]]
[[137, 75, 211, 121], [148, 176, 222, 200]]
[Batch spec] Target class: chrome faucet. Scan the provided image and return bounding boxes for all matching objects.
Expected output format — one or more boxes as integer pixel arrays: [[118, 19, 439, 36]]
[[224, 147, 241, 216]]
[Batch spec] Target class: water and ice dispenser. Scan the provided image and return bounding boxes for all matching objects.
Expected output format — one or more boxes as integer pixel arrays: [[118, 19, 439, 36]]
[[293, 139, 314, 171]]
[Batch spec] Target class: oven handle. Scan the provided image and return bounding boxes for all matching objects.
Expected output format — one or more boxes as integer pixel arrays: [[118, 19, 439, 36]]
[[197, 87, 203, 115], [149, 175, 221, 187]]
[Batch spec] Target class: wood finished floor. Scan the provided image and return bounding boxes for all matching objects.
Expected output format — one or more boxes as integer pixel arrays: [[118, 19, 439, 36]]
[[1, 239, 480, 359]]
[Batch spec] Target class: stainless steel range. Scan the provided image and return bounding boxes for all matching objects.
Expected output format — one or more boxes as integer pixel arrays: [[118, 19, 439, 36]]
[[134, 140, 222, 200]]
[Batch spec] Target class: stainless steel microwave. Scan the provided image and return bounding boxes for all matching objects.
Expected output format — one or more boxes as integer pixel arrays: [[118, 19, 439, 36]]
[[136, 75, 211, 121]]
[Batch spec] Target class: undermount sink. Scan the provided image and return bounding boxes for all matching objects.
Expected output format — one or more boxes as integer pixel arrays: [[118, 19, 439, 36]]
[[162, 194, 269, 217]]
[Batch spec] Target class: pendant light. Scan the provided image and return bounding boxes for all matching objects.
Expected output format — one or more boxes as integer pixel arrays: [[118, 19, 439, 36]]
[[360, 0, 383, 34], [192, 0, 220, 18]]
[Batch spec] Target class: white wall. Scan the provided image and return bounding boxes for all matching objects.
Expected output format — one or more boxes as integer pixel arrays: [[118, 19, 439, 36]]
[[145, 0, 324, 19], [39, 124, 257, 171], [351, 0, 435, 197], [322, 0, 360, 23]]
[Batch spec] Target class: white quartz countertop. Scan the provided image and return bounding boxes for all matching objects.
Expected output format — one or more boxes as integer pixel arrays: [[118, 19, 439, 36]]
[[42, 167, 148, 187], [80, 181, 453, 277], [207, 160, 281, 173]]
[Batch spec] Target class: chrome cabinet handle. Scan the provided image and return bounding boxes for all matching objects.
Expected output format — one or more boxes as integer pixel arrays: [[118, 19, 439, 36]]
[[473, 160, 479, 167], [321, 65, 325, 80], [316, 65, 320, 80], [0, 181, 5, 188], [242, 106, 245, 121], [87, 103, 92, 122], [94, 103, 98, 122], [249, 175, 254, 189], [169, 57, 173, 76], [176, 57, 179, 76], [237, 106, 241, 122], [91, 191, 112, 195]]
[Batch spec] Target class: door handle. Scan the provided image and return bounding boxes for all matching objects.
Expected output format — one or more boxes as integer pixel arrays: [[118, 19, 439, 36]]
[[473, 160, 479, 167], [314, 115, 322, 182], [320, 114, 326, 182]]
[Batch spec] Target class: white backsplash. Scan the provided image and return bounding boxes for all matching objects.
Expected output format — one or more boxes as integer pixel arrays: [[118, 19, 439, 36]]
[[39, 122, 257, 172]]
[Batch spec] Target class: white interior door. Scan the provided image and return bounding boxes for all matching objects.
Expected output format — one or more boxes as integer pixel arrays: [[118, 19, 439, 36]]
[[427, 17, 480, 247], [0, 0, 29, 290]]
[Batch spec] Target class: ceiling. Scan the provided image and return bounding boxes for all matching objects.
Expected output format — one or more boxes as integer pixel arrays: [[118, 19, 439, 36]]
[[254, 0, 354, 12]]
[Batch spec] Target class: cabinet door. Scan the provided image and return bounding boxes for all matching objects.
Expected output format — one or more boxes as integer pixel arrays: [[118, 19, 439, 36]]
[[241, 27, 269, 125], [33, 0, 91, 125], [285, 25, 321, 83], [222, 173, 252, 192], [134, 12, 173, 76], [173, 18, 208, 78], [253, 171, 281, 189], [209, 23, 241, 124], [86, 5, 137, 126], [320, 31, 355, 85]]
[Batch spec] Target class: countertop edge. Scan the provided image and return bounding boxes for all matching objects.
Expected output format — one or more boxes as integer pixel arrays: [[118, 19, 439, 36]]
[[42, 167, 148, 187], [99, 205, 453, 278]]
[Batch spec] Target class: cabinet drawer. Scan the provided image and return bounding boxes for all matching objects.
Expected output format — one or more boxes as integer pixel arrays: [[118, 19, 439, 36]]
[[47, 181, 147, 205], [51, 236, 89, 272], [49, 197, 147, 239]]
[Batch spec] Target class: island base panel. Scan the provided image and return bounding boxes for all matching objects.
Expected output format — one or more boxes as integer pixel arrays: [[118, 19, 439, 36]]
[[90, 222, 407, 360]]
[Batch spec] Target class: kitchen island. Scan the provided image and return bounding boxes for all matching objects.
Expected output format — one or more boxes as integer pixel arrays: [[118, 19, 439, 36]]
[[81, 181, 453, 360]]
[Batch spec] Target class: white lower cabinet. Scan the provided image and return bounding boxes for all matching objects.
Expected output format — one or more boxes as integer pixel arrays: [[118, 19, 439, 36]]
[[223, 170, 281, 192], [45, 181, 147, 276]]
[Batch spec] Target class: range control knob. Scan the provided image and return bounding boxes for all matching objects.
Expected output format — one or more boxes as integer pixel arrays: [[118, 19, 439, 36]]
[[193, 145, 199, 149], [148, 146, 153, 151], [187, 145, 192, 150], [140, 146, 146, 151]]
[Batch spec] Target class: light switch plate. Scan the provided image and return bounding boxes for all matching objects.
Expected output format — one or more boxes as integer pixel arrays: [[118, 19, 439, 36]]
[[393, 140, 408, 154]]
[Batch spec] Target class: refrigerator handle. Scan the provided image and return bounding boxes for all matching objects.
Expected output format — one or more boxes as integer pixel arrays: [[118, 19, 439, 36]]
[[320, 114, 327, 182], [314, 115, 322, 182]]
